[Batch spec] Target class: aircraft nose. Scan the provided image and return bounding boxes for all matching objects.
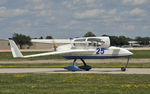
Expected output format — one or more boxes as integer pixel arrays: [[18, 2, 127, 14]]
[[128, 50, 133, 56], [120, 48, 133, 56], [123, 49, 133, 56]]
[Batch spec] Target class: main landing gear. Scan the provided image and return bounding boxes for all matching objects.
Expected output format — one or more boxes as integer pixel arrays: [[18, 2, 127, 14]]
[[64, 58, 92, 71], [79, 58, 92, 71], [121, 56, 130, 71]]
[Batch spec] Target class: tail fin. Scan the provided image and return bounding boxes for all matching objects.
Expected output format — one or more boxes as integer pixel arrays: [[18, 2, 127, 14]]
[[8, 38, 23, 58]]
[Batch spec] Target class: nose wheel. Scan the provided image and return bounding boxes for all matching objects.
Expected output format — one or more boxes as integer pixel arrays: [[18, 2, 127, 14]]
[[121, 56, 130, 71], [121, 67, 126, 71]]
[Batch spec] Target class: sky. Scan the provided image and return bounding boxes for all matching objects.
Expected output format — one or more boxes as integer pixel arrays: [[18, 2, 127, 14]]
[[0, 0, 150, 39]]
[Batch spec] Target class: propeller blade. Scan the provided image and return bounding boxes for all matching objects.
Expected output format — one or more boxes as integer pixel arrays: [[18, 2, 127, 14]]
[[52, 39, 57, 51]]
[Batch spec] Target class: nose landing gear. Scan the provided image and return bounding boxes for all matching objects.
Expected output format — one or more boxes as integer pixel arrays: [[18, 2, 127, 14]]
[[121, 56, 130, 71]]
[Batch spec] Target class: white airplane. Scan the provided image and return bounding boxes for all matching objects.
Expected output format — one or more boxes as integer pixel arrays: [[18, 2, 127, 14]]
[[8, 37, 133, 71]]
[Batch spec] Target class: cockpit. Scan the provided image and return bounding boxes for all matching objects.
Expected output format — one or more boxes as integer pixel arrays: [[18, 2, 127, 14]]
[[72, 37, 110, 49], [87, 38, 104, 47]]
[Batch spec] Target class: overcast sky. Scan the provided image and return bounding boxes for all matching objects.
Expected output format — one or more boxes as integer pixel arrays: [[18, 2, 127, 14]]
[[0, 0, 150, 39]]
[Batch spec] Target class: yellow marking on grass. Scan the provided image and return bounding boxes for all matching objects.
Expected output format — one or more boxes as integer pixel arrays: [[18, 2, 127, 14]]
[[14, 74, 27, 77]]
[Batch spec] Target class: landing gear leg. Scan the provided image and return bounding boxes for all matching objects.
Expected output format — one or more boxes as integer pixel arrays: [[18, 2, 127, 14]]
[[64, 58, 79, 71], [121, 56, 130, 71], [79, 58, 92, 71]]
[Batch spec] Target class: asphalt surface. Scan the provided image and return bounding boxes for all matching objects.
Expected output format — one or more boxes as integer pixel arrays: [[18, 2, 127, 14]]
[[0, 58, 150, 64], [0, 68, 150, 74]]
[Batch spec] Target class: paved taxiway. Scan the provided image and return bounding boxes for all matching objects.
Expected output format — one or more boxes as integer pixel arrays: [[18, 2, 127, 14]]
[[1, 59, 150, 64], [0, 68, 150, 74]]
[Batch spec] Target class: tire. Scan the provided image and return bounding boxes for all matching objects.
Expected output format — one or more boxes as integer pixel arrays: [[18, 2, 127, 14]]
[[121, 67, 126, 71]]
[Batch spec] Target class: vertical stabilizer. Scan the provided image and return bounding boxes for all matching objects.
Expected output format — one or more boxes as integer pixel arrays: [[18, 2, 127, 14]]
[[8, 38, 23, 58]]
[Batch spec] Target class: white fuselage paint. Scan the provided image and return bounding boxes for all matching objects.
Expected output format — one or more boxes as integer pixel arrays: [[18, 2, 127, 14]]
[[57, 44, 133, 59]]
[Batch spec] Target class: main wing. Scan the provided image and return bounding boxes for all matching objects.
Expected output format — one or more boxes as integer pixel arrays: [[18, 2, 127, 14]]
[[8, 38, 93, 58], [31, 39, 71, 43], [23, 50, 92, 58]]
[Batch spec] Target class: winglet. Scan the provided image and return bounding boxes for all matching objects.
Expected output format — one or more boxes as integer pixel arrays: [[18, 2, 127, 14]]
[[69, 37, 73, 40], [8, 38, 23, 58], [8, 38, 13, 40]]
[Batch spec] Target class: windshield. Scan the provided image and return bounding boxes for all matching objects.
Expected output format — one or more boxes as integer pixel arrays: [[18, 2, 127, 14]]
[[74, 39, 86, 42], [87, 38, 102, 42], [87, 38, 103, 47], [72, 38, 86, 49]]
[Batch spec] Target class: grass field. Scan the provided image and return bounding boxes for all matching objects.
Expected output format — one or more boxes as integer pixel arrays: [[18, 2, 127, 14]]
[[0, 73, 150, 94], [0, 50, 150, 61], [130, 50, 150, 58]]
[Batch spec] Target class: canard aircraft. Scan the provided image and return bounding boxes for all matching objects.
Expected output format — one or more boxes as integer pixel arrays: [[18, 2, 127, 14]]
[[8, 37, 133, 71]]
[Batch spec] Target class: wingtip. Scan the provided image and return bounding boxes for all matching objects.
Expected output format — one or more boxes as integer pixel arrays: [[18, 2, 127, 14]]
[[8, 38, 13, 40], [69, 37, 73, 40]]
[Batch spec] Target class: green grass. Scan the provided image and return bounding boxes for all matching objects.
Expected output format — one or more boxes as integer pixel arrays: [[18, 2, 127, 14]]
[[0, 50, 150, 61], [0, 63, 150, 68], [130, 50, 150, 58], [0, 73, 150, 94]]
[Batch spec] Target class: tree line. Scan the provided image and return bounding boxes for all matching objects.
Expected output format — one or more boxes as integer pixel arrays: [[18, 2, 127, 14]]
[[108, 35, 150, 46], [12, 32, 150, 49], [83, 32, 150, 46]]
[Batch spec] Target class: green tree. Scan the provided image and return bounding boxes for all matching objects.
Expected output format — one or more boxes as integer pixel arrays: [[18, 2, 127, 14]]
[[46, 36, 53, 39], [109, 36, 129, 46], [84, 32, 96, 37], [135, 37, 150, 45], [40, 36, 43, 39], [13, 33, 32, 49], [109, 36, 119, 46], [102, 34, 109, 37], [118, 36, 129, 46]]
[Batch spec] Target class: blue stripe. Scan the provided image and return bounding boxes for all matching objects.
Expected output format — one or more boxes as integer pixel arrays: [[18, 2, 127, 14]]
[[63, 55, 130, 59]]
